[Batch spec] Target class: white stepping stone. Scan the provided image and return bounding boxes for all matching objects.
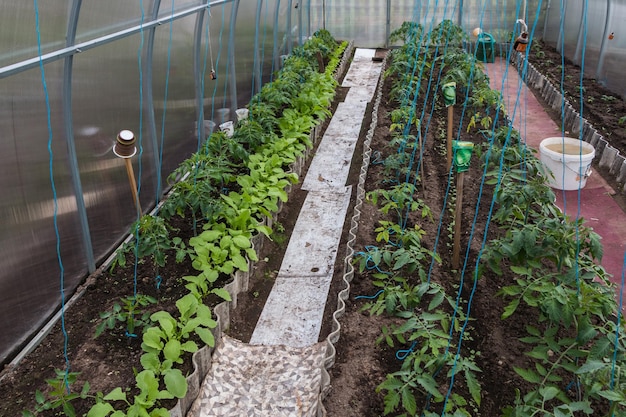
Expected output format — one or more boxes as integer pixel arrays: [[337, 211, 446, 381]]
[[345, 86, 378, 103], [250, 187, 352, 347], [323, 101, 367, 138], [302, 136, 357, 191], [187, 335, 326, 417]]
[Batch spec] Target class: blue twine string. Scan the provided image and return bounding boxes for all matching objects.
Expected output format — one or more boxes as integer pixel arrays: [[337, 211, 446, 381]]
[[198, 4, 211, 151], [34, 0, 70, 392], [156, 0, 176, 208], [130, 0, 147, 338], [610, 252, 626, 406], [210, 4, 226, 124], [355, 290, 384, 301], [155, 275, 162, 290], [396, 341, 418, 361]]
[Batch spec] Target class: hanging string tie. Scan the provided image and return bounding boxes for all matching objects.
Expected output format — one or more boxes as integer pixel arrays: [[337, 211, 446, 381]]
[[208, 6, 216, 80], [396, 341, 418, 360]]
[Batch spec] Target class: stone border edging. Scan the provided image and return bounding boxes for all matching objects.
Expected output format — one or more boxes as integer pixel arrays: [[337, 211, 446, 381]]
[[512, 52, 626, 193]]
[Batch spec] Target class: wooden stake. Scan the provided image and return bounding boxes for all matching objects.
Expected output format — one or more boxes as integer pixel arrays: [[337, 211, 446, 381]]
[[452, 171, 464, 270], [447, 105, 454, 171], [418, 130, 425, 196], [124, 158, 142, 217]]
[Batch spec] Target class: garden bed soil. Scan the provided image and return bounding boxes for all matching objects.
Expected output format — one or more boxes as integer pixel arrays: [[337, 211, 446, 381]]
[[1, 40, 625, 417]]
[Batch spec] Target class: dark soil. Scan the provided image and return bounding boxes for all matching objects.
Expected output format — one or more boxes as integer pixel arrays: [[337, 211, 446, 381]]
[[0, 213, 200, 415], [1, 40, 624, 417]]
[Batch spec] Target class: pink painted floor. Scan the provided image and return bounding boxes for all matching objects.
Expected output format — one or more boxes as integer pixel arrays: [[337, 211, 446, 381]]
[[484, 58, 626, 306]]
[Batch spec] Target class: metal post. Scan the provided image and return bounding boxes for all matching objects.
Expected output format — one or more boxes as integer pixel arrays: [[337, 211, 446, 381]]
[[385, 0, 391, 48], [595, 0, 613, 83], [63, 0, 96, 273], [272, 0, 281, 77], [572, 0, 587, 64], [228, 0, 241, 118], [542, 0, 551, 41], [287, 0, 293, 53], [307, 0, 311, 37], [447, 105, 454, 171], [253, 0, 263, 96], [298, 0, 303, 45], [556, 0, 566, 53], [193, 3, 208, 144], [452, 171, 464, 270], [145, 0, 163, 199]]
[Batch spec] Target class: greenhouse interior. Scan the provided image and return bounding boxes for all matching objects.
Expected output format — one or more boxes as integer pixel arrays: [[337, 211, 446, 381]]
[[2, 0, 626, 416]]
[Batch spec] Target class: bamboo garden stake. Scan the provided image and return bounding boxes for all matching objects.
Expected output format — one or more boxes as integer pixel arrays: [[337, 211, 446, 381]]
[[113, 130, 142, 217]]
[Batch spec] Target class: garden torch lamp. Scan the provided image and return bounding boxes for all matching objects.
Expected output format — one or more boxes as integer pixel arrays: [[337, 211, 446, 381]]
[[113, 129, 142, 217]]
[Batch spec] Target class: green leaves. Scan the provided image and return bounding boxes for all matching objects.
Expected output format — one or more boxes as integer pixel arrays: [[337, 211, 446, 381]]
[[23, 369, 90, 417]]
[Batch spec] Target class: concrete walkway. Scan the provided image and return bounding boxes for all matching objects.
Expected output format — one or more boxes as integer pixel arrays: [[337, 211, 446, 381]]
[[484, 57, 626, 302], [186, 49, 383, 417]]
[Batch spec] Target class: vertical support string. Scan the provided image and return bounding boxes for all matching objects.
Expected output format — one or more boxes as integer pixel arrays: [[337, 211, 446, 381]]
[[34, 0, 71, 390]]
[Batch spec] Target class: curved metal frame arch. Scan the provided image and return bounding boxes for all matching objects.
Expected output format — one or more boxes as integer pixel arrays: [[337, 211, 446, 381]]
[[253, 0, 264, 96], [193, 2, 209, 144], [144, 0, 164, 200], [273, 0, 282, 76], [596, 0, 613, 83], [228, 0, 241, 117], [63, 0, 96, 273], [287, 0, 293, 53]]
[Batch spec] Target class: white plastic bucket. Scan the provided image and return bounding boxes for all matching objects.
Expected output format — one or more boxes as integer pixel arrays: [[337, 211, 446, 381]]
[[539, 137, 595, 190]]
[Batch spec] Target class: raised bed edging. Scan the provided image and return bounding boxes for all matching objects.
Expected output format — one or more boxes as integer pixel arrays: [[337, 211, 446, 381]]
[[318, 49, 388, 417], [512, 51, 626, 193]]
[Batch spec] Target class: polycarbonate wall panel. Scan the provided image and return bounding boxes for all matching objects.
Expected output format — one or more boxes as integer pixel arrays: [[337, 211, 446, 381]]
[[0, 0, 302, 364], [561, 1, 584, 58], [0, 64, 88, 362], [158, 0, 206, 17], [389, 2, 422, 39], [72, 34, 158, 261], [234, 2, 262, 105], [599, 1, 626, 98], [309, 0, 388, 48], [543, 0, 626, 99], [541, 0, 562, 45], [459, 0, 546, 42], [312, 0, 544, 48], [202, 2, 235, 124], [259, 0, 284, 82], [151, 15, 203, 179], [276, 1, 291, 62], [0, 1, 68, 67], [76, 0, 158, 42], [573, 0, 607, 76]]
